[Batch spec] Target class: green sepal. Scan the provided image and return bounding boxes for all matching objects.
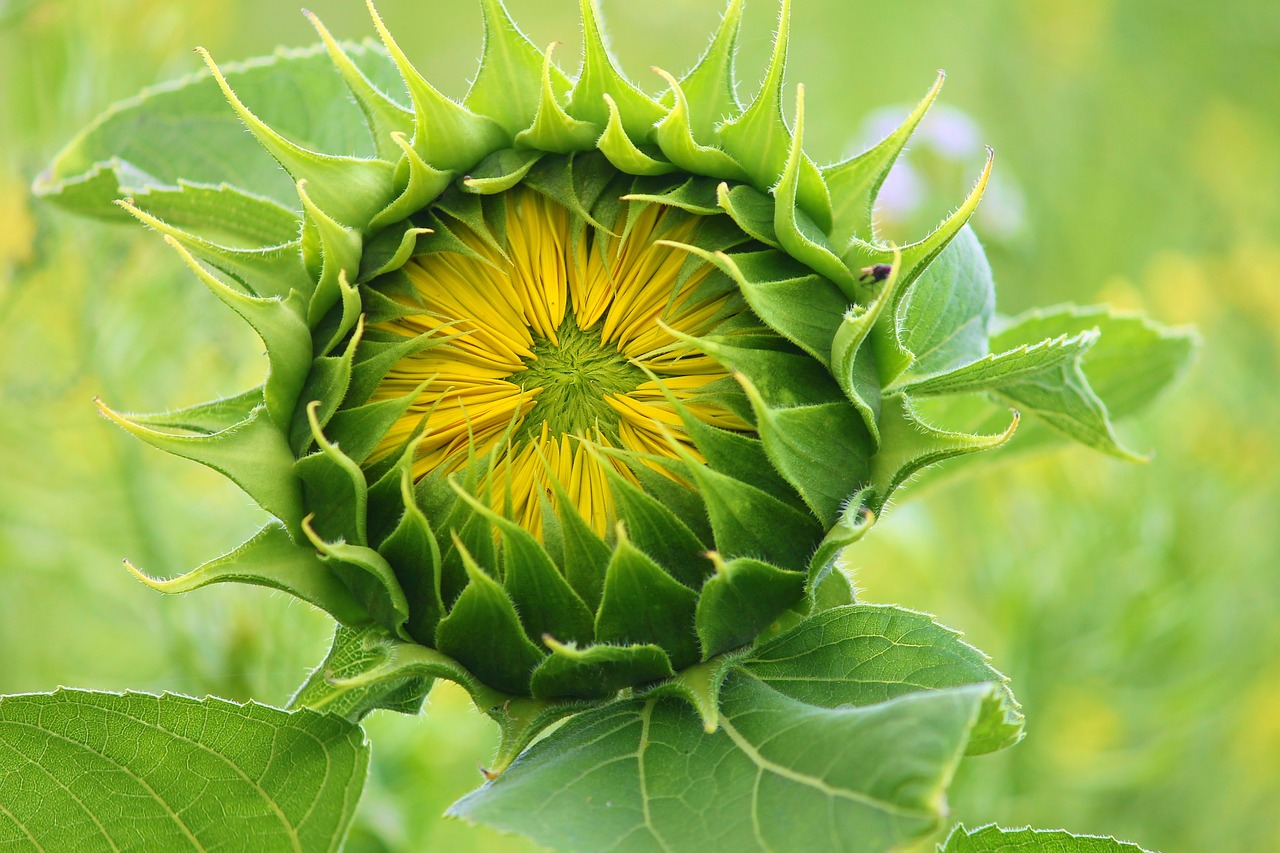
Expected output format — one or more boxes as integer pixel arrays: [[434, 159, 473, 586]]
[[623, 176, 722, 216], [666, 0, 744, 140], [683, 453, 824, 568], [305, 12, 415, 163], [652, 69, 749, 182], [123, 387, 264, 435], [596, 94, 678, 176], [467, 0, 569, 137], [529, 638, 676, 701], [119, 180, 296, 253], [461, 148, 544, 195], [863, 150, 994, 384], [831, 249, 904, 444], [197, 47, 396, 230], [668, 244, 846, 369], [302, 515, 411, 638], [434, 537, 547, 695], [452, 487, 596, 647], [594, 532, 701, 671], [376, 468, 445, 646], [521, 151, 615, 232], [514, 44, 600, 153], [97, 401, 303, 532], [33, 44, 400, 219], [125, 206, 309, 304], [808, 553, 857, 611], [569, 0, 666, 137], [432, 188, 510, 260], [716, 181, 781, 247], [369, 134, 454, 233], [298, 180, 364, 332], [157, 235, 311, 430], [736, 372, 872, 527], [295, 400, 370, 547], [715, 0, 792, 190], [367, 2, 507, 171], [549, 478, 613, 611], [825, 72, 944, 249], [807, 494, 875, 595], [323, 379, 429, 466], [696, 553, 806, 660], [346, 328, 449, 409], [290, 316, 364, 455], [660, 398, 800, 508], [692, 333, 846, 408], [124, 522, 370, 627], [773, 85, 853, 294], [436, 490, 496, 606], [594, 459, 712, 589], [621, 457, 714, 545], [290, 624, 431, 721], [358, 222, 429, 283], [869, 394, 1018, 511]]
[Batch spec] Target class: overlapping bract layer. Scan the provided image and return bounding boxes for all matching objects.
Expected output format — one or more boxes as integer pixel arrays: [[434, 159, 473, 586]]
[[37, 0, 1194, 713]]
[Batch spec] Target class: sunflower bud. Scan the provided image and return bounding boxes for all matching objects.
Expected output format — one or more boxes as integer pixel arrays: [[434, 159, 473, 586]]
[[38, 0, 1190, 752]]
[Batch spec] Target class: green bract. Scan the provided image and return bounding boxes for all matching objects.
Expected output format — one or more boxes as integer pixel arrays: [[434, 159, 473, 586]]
[[38, 0, 1192, 781]]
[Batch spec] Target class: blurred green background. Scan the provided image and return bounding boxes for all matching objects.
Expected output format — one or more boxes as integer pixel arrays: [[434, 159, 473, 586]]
[[1, 0, 1276, 850]]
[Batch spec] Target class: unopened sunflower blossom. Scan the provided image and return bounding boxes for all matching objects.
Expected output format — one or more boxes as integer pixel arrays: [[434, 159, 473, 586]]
[[37, 0, 1183, 767]]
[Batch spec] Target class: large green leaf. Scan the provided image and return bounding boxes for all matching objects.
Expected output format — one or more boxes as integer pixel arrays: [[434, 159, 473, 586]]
[[0, 690, 368, 851], [34, 43, 405, 218], [742, 605, 1023, 755], [450, 604, 1021, 852], [992, 305, 1197, 420], [452, 677, 990, 853], [940, 824, 1154, 852]]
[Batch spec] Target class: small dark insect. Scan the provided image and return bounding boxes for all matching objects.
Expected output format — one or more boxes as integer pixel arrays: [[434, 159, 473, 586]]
[[858, 263, 893, 283]]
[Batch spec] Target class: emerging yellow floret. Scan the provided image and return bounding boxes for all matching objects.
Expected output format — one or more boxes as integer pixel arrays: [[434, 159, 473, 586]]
[[370, 188, 750, 535]]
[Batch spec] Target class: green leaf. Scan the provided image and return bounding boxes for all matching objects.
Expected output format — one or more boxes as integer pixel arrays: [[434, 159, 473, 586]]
[[530, 640, 676, 701], [35, 43, 401, 217], [450, 676, 992, 853], [898, 225, 996, 377], [891, 331, 1098, 398], [743, 604, 1024, 755], [0, 690, 368, 852], [992, 357, 1143, 461], [290, 624, 431, 721], [940, 824, 1154, 852], [992, 304, 1197, 420]]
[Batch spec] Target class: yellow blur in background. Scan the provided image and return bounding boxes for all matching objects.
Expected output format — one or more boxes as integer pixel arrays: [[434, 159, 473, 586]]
[[1, 1, 1277, 850]]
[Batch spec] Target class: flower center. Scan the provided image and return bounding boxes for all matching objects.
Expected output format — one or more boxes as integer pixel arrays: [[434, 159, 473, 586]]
[[368, 185, 751, 535], [510, 319, 644, 443]]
